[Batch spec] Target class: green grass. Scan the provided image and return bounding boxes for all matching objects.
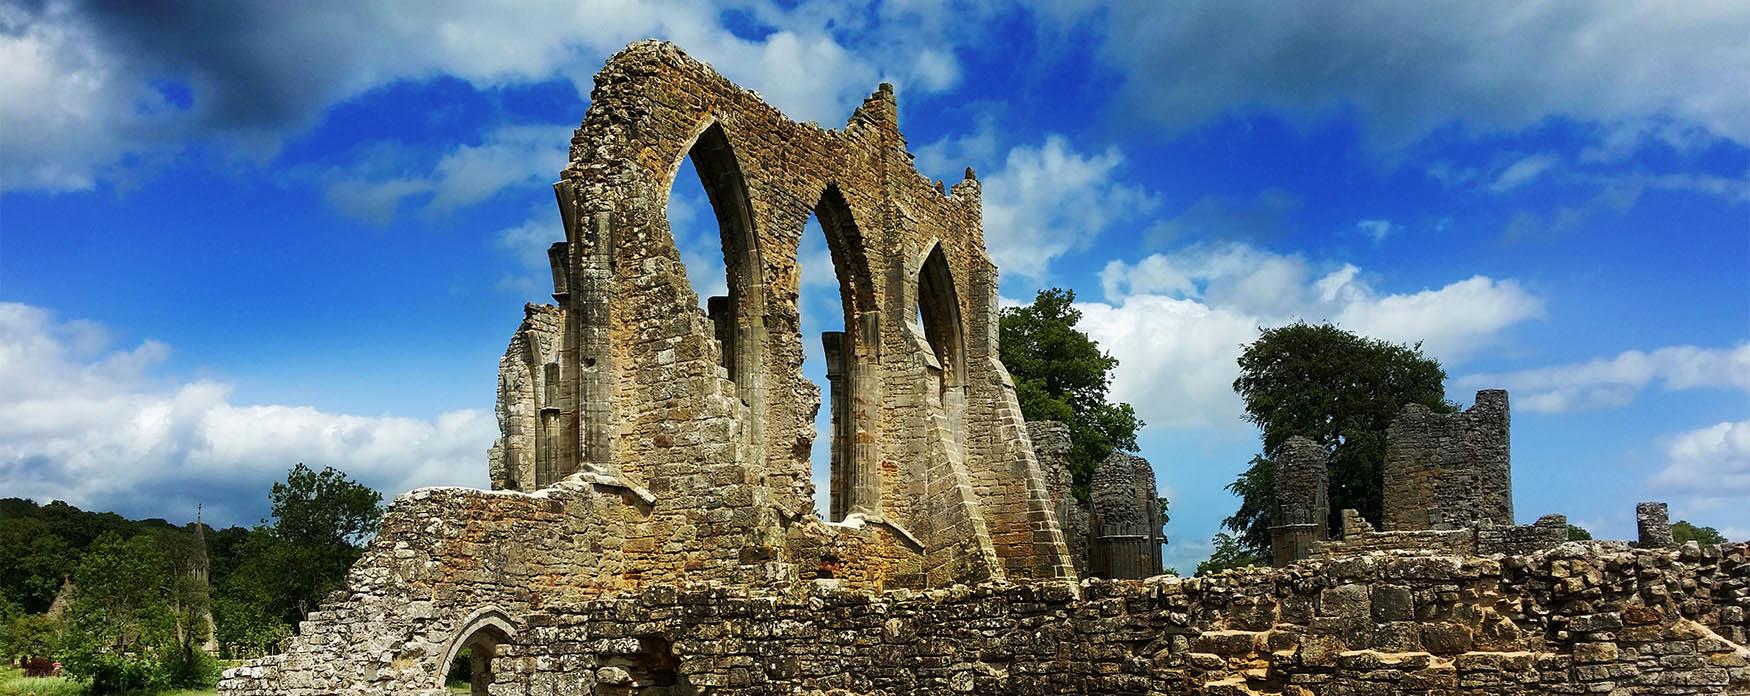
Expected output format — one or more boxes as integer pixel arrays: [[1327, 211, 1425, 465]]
[[0, 666, 85, 696], [0, 667, 218, 696]]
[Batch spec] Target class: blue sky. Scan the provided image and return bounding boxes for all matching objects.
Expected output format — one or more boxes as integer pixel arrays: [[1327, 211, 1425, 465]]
[[1, 1, 1746, 572]]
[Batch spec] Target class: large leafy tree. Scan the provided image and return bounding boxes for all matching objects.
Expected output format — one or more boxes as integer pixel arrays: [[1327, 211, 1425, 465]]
[[999, 288, 1144, 500], [220, 464, 384, 636], [58, 531, 213, 691], [1224, 322, 1452, 553]]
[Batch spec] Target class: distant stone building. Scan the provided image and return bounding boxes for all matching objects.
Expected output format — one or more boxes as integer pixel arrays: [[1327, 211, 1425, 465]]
[[1292, 389, 1573, 561]]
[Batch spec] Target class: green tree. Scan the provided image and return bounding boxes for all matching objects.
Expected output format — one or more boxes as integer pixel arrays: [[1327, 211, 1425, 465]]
[[999, 289, 1144, 500], [0, 515, 74, 613], [270, 463, 385, 550], [1226, 323, 1452, 553], [1567, 524, 1592, 541], [219, 464, 384, 633], [1196, 533, 1265, 575], [1672, 520, 1727, 545], [57, 530, 214, 691], [3, 613, 63, 663], [211, 593, 292, 659]]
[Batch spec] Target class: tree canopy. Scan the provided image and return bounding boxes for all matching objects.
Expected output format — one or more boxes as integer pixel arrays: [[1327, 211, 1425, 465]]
[[0, 462, 387, 674], [1195, 533, 1265, 575], [222, 463, 385, 639], [1672, 520, 1727, 545], [58, 530, 214, 691], [1224, 322, 1452, 554], [999, 288, 1144, 500]]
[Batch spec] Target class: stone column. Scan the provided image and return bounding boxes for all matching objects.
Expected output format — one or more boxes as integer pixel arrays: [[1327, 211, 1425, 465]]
[[1089, 452, 1161, 579], [1465, 389, 1513, 526], [576, 209, 615, 472], [1270, 436, 1329, 567], [708, 296, 734, 378], [1637, 501, 1675, 548], [848, 311, 881, 515], [822, 331, 849, 522]]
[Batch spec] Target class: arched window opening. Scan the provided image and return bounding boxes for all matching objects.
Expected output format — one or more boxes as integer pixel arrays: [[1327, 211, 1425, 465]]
[[802, 185, 874, 523], [799, 211, 844, 521], [917, 244, 966, 392], [917, 244, 969, 453], [665, 123, 764, 411], [444, 622, 511, 696]]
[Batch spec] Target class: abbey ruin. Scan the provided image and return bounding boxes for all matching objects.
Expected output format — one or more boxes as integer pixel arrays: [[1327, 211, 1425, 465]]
[[218, 43, 1749, 695]]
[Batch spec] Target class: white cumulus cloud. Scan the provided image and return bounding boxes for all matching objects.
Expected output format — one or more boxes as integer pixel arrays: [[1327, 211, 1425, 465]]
[[1652, 419, 1750, 501], [1084, 243, 1543, 428], [981, 136, 1159, 282], [0, 0, 984, 193], [0, 302, 496, 526], [1458, 343, 1750, 413]]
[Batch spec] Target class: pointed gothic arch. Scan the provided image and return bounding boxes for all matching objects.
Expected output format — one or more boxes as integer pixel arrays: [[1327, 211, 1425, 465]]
[[809, 184, 880, 520], [671, 121, 767, 444], [916, 242, 967, 391], [436, 608, 518, 695]]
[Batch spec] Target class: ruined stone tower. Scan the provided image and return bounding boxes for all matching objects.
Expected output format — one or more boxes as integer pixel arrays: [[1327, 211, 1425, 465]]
[[1382, 389, 1512, 531], [1088, 451, 1164, 579], [1269, 435, 1329, 566]]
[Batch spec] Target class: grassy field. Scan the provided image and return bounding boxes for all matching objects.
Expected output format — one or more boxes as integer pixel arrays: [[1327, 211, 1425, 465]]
[[0, 666, 84, 696], [0, 667, 218, 696]]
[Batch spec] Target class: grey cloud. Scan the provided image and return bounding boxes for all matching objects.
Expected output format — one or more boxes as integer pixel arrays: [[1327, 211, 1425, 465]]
[[1089, 2, 1750, 154]]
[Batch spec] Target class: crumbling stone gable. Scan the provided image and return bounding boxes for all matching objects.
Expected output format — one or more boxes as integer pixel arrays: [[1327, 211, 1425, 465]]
[[220, 41, 1082, 694], [216, 43, 1749, 696], [1384, 389, 1513, 532], [476, 40, 1072, 586]]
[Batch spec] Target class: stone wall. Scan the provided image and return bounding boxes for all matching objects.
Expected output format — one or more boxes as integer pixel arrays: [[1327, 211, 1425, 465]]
[[1318, 510, 1570, 560], [1383, 390, 1512, 532], [1029, 421, 1089, 575], [223, 543, 1750, 695]]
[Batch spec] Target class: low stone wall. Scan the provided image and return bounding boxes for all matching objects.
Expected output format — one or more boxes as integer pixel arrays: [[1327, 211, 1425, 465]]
[[224, 542, 1750, 695], [1317, 510, 1570, 561]]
